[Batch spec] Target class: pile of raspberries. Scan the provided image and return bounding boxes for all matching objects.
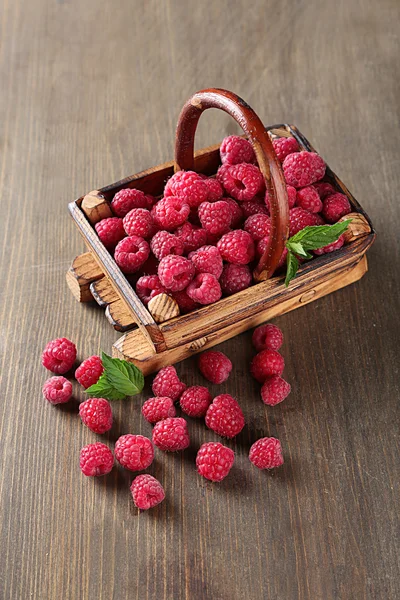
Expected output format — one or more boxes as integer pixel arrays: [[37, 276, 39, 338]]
[[41, 323, 288, 510], [93, 135, 352, 313]]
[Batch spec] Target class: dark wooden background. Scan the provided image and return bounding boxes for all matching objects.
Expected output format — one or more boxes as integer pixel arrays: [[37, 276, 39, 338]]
[[1, 1, 399, 598]]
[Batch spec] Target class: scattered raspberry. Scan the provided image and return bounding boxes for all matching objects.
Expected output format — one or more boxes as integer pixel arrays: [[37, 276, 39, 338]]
[[153, 196, 190, 230], [252, 324, 284, 352], [42, 337, 77, 374], [189, 245, 223, 278], [152, 366, 186, 401], [164, 171, 209, 208], [313, 181, 336, 200], [272, 136, 300, 162], [217, 163, 263, 201], [283, 151, 326, 188], [158, 255, 195, 291], [289, 207, 324, 237], [314, 233, 345, 255], [42, 376, 72, 404], [241, 200, 269, 218], [152, 417, 190, 451], [75, 355, 103, 389], [150, 230, 184, 261], [196, 442, 235, 481], [130, 474, 165, 510], [322, 193, 351, 223], [114, 235, 150, 274], [250, 349, 285, 383], [136, 275, 166, 305], [201, 176, 224, 202], [224, 198, 244, 228], [198, 351, 232, 384], [265, 185, 296, 212], [261, 376, 291, 406], [220, 263, 252, 295], [111, 188, 151, 217], [205, 394, 245, 438], [142, 397, 176, 424], [95, 217, 126, 249], [198, 201, 231, 235], [186, 273, 222, 305], [80, 443, 114, 477], [220, 135, 255, 165], [180, 386, 212, 418], [79, 398, 113, 434], [123, 208, 155, 239], [296, 186, 323, 213], [244, 213, 271, 241], [217, 230, 255, 264], [114, 434, 154, 471], [249, 437, 284, 469], [172, 289, 200, 313], [175, 222, 208, 254]]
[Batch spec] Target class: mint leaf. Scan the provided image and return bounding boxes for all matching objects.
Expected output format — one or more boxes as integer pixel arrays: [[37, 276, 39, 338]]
[[287, 241, 312, 259], [285, 251, 299, 287], [86, 372, 127, 400], [287, 219, 351, 252], [86, 353, 144, 400]]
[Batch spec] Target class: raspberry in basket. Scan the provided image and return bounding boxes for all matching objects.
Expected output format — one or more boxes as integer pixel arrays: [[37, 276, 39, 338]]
[[314, 234, 345, 255], [217, 230, 255, 264], [188, 245, 223, 278], [272, 136, 299, 162], [164, 170, 209, 208], [142, 397, 176, 424], [244, 214, 271, 241], [252, 324, 283, 352], [220, 135, 255, 165], [172, 289, 200, 313], [295, 186, 323, 213], [152, 366, 186, 401], [75, 355, 103, 389], [249, 437, 284, 469], [251, 349, 285, 383], [264, 185, 296, 212], [158, 255, 195, 291], [150, 230, 184, 261], [322, 193, 351, 223], [79, 398, 113, 434], [42, 376, 72, 404], [114, 235, 150, 273], [289, 207, 324, 237], [313, 181, 336, 200], [180, 386, 212, 418], [198, 350, 232, 384], [152, 417, 190, 452], [220, 263, 252, 295], [283, 151, 326, 188], [261, 376, 291, 406], [136, 275, 166, 305], [186, 273, 222, 305], [123, 208, 155, 239], [153, 196, 190, 230], [198, 200, 231, 235], [42, 337, 77, 374], [201, 176, 224, 202], [115, 434, 154, 471], [241, 200, 269, 218], [79, 443, 114, 477], [95, 217, 126, 249], [224, 198, 244, 228], [217, 163, 263, 201], [196, 442, 235, 481], [175, 222, 208, 254], [131, 474, 165, 510], [205, 394, 245, 438], [111, 188, 152, 217]]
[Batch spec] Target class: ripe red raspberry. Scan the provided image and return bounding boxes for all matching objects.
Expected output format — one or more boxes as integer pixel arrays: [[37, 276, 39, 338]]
[[164, 170, 209, 208], [244, 214, 271, 241], [250, 349, 285, 383], [322, 193, 351, 223], [296, 186, 323, 213], [95, 217, 125, 249], [205, 394, 245, 438], [220, 263, 252, 296], [172, 289, 200, 314], [264, 185, 296, 212], [217, 163, 263, 201], [249, 437, 284, 469], [175, 222, 207, 254], [289, 207, 324, 237], [224, 198, 244, 228], [75, 355, 103, 389], [186, 273, 222, 305], [153, 196, 190, 230], [198, 350, 232, 384], [261, 376, 291, 406], [42, 376, 72, 404], [158, 255, 195, 291], [252, 324, 283, 352], [114, 235, 150, 274], [136, 275, 166, 305], [198, 201, 231, 235], [220, 135, 255, 165], [283, 151, 326, 188], [152, 417, 190, 451], [130, 474, 165, 510], [217, 230, 255, 264], [150, 231, 184, 261], [111, 188, 151, 217], [114, 434, 154, 471], [42, 337, 77, 374], [123, 208, 155, 239], [313, 181, 336, 200], [200, 175, 224, 202], [196, 442, 235, 481], [189, 245, 223, 278], [80, 443, 114, 477], [180, 386, 212, 418], [272, 136, 300, 162], [152, 366, 186, 401], [241, 200, 269, 218], [79, 398, 113, 434], [142, 397, 176, 424], [314, 233, 345, 255]]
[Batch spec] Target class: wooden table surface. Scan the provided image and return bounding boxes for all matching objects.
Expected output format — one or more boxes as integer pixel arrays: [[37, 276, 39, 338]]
[[1, 0, 399, 598]]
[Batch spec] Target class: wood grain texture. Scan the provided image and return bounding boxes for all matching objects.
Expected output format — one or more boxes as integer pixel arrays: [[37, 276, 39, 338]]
[[0, 1, 399, 599]]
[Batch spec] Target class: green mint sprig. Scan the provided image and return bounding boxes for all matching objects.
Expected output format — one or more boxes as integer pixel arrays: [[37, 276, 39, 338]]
[[284, 219, 351, 287], [86, 352, 144, 400]]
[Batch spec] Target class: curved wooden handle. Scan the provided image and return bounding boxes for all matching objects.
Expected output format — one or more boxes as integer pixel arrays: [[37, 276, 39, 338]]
[[174, 88, 289, 281]]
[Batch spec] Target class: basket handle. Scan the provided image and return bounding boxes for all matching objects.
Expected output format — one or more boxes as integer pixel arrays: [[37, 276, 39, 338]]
[[174, 88, 289, 281]]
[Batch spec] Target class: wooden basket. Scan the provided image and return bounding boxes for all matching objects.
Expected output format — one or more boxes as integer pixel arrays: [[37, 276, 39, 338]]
[[67, 89, 375, 375]]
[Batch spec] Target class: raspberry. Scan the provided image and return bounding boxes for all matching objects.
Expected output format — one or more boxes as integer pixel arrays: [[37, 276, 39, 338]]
[[180, 386, 212, 418], [196, 442, 235, 481], [205, 394, 245, 438], [79, 398, 113, 434], [111, 188, 151, 217], [158, 255, 195, 291], [142, 397, 176, 423], [198, 350, 232, 384], [175, 222, 208, 254], [272, 136, 300, 162], [42, 337, 77, 374], [79, 443, 114, 477], [289, 207, 324, 237], [224, 198, 244, 228], [283, 151, 326, 188], [198, 201, 231, 235], [244, 214, 271, 241], [296, 186, 323, 213], [252, 324, 283, 352], [75, 355, 103, 389], [322, 193, 351, 223], [172, 289, 200, 314], [314, 233, 345, 255], [250, 349, 285, 383], [42, 376, 72, 404], [150, 231, 184, 261], [261, 376, 291, 406], [114, 235, 150, 274], [164, 170, 209, 208], [152, 366, 186, 401], [200, 176, 224, 202], [114, 434, 154, 471], [130, 474, 165, 510], [123, 208, 155, 239], [220, 263, 252, 296], [217, 230, 255, 264], [264, 185, 296, 212], [220, 135, 255, 165], [249, 437, 283, 469], [153, 196, 190, 230], [136, 275, 166, 305], [95, 217, 126, 249], [241, 200, 269, 218], [189, 245, 223, 278], [186, 273, 222, 305], [217, 163, 263, 201], [152, 417, 190, 451], [313, 181, 336, 200]]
